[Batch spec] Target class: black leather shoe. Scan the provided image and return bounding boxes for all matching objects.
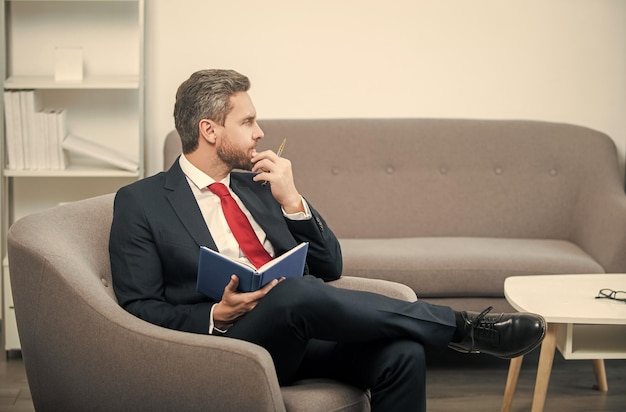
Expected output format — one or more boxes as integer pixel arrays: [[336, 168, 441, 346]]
[[448, 307, 546, 359]]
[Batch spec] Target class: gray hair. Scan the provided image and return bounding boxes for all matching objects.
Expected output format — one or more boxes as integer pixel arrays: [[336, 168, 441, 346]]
[[174, 69, 250, 154]]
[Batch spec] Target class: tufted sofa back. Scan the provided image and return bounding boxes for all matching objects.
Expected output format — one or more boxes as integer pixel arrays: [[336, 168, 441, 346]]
[[164, 119, 622, 240]]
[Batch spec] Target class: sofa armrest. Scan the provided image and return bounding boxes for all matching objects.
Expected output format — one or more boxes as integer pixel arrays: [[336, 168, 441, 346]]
[[328, 275, 417, 302], [572, 186, 626, 273]]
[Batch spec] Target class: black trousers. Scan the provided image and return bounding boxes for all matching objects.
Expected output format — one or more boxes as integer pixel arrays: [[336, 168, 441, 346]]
[[225, 276, 457, 412]]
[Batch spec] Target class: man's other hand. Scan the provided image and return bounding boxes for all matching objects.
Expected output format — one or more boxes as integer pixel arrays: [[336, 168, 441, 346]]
[[213, 274, 283, 328]]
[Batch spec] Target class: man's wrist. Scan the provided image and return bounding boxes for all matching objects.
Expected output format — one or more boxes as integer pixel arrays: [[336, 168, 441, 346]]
[[214, 319, 231, 330], [209, 303, 232, 334], [283, 195, 311, 220], [282, 195, 305, 214]]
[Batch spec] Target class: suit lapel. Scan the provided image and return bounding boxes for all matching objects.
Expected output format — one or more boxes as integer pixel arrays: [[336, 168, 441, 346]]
[[164, 159, 218, 250]]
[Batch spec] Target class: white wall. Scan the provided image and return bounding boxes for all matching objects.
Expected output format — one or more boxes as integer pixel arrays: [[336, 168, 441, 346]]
[[145, 0, 626, 176]]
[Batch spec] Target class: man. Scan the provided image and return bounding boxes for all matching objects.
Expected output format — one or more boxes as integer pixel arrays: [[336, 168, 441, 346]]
[[110, 69, 545, 411]]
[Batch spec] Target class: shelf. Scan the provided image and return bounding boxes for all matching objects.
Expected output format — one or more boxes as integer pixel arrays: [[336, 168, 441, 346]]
[[6, 0, 138, 3], [4, 168, 139, 178], [3, 135, 140, 177], [8, 1, 135, 2], [4, 155, 139, 177], [2, 260, 20, 351], [1, 0, 144, 352], [4, 75, 140, 90], [556, 323, 626, 360]]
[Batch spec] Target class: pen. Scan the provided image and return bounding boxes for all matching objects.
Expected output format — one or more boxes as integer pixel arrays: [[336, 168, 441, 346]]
[[276, 137, 287, 157], [262, 138, 287, 186]]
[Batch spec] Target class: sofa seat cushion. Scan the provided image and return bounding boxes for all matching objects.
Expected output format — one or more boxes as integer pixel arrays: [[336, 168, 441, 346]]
[[339, 237, 603, 298], [282, 379, 370, 412]]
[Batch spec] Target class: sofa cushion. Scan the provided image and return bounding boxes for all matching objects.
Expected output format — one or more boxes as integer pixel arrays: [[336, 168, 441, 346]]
[[282, 379, 370, 412], [339, 237, 604, 297]]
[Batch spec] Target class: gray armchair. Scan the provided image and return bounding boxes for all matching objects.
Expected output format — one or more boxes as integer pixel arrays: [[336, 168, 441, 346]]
[[7, 193, 416, 411]]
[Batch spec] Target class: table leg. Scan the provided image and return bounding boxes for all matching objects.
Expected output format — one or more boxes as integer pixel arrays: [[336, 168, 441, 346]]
[[501, 355, 524, 412], [531, 323, 557, 412], [592, 359, 608, 392]]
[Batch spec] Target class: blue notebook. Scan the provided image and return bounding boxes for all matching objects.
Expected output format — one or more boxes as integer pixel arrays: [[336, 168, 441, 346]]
[[196, 242, 309, 300]]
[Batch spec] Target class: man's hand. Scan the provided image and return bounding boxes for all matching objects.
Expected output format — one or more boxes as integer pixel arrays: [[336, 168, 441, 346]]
[[251, 150, 304, 214], [212, 274, 282, 329]]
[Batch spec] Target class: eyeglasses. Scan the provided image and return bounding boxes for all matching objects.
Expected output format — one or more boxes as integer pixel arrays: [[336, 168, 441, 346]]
[[595, 288, 626, 303]]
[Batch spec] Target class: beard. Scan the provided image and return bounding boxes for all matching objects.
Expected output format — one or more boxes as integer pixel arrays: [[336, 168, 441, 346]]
[[216, 136, 254, 171]]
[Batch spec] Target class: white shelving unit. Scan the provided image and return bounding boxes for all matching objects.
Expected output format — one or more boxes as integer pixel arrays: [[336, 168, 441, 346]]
[[1, 0, 145, 352]]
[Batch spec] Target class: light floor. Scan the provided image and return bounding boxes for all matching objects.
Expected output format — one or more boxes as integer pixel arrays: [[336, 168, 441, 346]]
[[1, 347, 625, 411]]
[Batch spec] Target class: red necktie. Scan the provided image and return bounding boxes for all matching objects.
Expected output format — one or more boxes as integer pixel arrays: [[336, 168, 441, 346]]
[[208, 182, 273, 268]]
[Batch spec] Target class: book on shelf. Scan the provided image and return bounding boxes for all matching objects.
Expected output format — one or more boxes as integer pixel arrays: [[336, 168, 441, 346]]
[[46, 108, 69, 170], [3, 91, 25, 170], [18, 90, 34, 169], [2, 90, 68, 171], [3, 90, 136, 172], [196, 242, 309, 301]]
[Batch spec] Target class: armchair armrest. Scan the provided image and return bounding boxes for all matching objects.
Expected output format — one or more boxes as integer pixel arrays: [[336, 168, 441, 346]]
[[328, 275, 417, 302], [104, 317, 287, 412], [8, 242, 287, 412]]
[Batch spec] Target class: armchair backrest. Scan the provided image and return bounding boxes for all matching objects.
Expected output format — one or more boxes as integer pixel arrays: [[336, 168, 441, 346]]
[[8, 193, 117, 304]]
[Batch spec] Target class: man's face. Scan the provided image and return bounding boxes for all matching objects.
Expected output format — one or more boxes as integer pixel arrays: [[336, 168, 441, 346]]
[[215, 92, 264, 171]]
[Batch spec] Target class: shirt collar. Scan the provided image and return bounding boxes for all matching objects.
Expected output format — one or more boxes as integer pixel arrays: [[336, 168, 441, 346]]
[[179, 154, 230, 190]]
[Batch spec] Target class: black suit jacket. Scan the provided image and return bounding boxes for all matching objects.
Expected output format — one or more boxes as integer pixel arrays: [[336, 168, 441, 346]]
[[109, 158, 342, 334]]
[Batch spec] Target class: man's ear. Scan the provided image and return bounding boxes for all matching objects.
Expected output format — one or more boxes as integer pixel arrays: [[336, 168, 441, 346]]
[[198, 119, 217, 144]]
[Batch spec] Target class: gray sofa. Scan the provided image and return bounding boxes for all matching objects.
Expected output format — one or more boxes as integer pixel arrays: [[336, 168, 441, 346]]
[[166, 118, 626, 312], [7, 193, 416, 411]]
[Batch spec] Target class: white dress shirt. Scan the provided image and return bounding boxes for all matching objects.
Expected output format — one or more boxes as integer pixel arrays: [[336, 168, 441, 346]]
[[178, 155, 312, 333]]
